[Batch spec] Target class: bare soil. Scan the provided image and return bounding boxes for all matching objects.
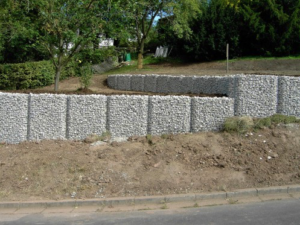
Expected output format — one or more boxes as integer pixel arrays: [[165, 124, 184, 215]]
[[0, 124, 299, 202], [0, 59, 299, 202]]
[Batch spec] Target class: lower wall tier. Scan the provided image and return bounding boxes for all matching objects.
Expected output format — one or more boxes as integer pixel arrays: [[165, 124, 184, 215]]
[[0, 93, 234, 144]]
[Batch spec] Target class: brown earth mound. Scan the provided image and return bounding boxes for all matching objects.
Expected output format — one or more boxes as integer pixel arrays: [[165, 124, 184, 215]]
[[0, 124, 299, 201]]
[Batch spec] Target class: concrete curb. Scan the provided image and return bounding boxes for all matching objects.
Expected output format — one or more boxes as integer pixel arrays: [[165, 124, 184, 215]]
[[0, 185, 299, 210]]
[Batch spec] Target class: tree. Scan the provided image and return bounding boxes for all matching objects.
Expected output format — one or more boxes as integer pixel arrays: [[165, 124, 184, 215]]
[[0, 0, 48, 63], [119, 0, 201, 69], [34, 0, 107, 91]]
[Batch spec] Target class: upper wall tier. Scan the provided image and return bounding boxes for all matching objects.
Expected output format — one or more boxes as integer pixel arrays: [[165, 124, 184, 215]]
[[107, 74, 300, 118]]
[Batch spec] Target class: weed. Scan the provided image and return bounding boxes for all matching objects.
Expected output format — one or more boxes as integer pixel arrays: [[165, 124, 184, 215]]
[[223, 116, 253, 134], [99, 131, 111, 141], [228, 198, 239, 204], [193, 202, 199, 207], [253, 117, 272, 130], [160, 203, 168, 209], [223, 114, 300, 134], [146, 134, 153, 145], [79, 63, 93, 89], [161, 134, 168, 139], [270, 114, 299, 124]]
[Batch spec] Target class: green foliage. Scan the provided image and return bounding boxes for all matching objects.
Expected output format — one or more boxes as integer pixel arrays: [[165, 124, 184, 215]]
[[99, 131, 112, 141], [159, 0, 300, 60], [0, 60, 77, 90], [79, 63, 93, 89], [76, 47, 117, 65], [0, 61, 54, 90], [253, 117, 272, 130], [270, 114, 300, 124], [146, 134, 153, 145], [223, 116, 254, 134], [224, 114, 300, 134]]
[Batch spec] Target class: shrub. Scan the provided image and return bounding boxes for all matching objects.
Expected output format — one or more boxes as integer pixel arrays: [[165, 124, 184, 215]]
[[223, 116, 254, 134], [270, 114, 300, 124], [253, 117, 272, 130], [0, 60, 77, 90], [79, 63, 93, 89]]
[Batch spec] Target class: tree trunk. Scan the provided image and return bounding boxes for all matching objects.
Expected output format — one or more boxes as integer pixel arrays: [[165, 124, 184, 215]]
[[54, 66, 61, 92], [137, 52, 143, 69], [137, 40, 145, 69]]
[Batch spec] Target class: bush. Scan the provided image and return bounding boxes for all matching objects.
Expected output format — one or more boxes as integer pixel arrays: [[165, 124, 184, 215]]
[[79, 63, 93, 89], [223, 116, 254, 134], [0, 61, 77, 90], [253, 117, 272, 130], [76, 47, 117, 65], [0, 61, 54, 90], [224, 114, 300, 134], [270, 114, 300, 124]]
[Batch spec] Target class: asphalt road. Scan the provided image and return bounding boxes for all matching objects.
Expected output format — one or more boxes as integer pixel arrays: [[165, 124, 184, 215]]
[[1, 199, 300, 225]]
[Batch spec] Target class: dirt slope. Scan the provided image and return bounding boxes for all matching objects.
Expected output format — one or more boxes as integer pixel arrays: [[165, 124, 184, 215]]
[[0, 124, 299, 201]]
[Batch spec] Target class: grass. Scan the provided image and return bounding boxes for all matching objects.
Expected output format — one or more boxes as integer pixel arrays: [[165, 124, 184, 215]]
[[223, 114, 300, 134], [105, 55, 185, 75], [229, 54, 300, 62], [104, 53, 299, 76]]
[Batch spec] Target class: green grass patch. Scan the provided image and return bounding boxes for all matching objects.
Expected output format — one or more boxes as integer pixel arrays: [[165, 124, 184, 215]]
[[105, 56, 185, 75], [229, 54, 300, 62], [224, 114, 300, 134]]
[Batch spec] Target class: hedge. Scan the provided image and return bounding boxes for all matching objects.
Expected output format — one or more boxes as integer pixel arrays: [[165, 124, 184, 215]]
[[0, 61, 77, 90]]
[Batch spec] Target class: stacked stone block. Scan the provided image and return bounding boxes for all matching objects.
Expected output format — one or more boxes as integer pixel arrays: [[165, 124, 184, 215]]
[[107, 95, 148, 137], [116, 75, 131, 90], [144, 75, 158, 92], [107, 75, 117, 89], [232, 75, 278, 117], [28, 94, 67, 141], [156, 75, 170, 93], [148, 96, 191, 135], [0, 93, 28, 144], [277, 76, 300, 117], [191, 97, 234, 132], [131, 75, 145, 92], [168, 76, 194, 94], [67, 95, 107, 140]]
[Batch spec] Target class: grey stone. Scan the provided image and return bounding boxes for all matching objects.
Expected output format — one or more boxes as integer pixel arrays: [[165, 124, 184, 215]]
[[67, 95, 107, 140], [277, 76, 300, 117], [0, 93, 28, 144], [191, 97, 234, 132], [148, 96, 191, 135], [107, 95, 148, 137], [131, 75, 145, 92], [144, 75, 158, 92], [117, 75, 132, 90], [28, 94, 67, 141]]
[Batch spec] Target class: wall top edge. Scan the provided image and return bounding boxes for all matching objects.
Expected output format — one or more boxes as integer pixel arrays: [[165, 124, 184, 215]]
[[108, 74, 299, 79], [0, 92, 232, 100]]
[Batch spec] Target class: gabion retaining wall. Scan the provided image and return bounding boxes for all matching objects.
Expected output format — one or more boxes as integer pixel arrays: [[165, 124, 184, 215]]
[[116, 75, 131, 91], [277, 76, 300, 117], [232, 75, 278, 118], [67, 95, 107, 140], [0, 93, 28, 144], [108, 74, 299, 118], [191, 97, 235, 132], [0, 93, 234, 144], [1, 74, 298, 144], [28, 94, 67, 141], [131, 75, 145, 92], [148, 96, 191, 135], [108, 95, 148, 137], [144, 75, 158, 92]]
